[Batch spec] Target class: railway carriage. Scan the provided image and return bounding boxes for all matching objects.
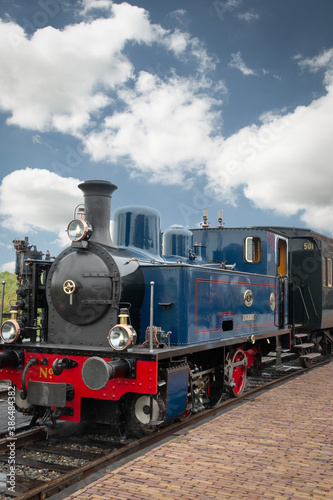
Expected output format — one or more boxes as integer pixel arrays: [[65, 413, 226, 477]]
[[263, 227, 333, 363], [0, 180, 332, 435]]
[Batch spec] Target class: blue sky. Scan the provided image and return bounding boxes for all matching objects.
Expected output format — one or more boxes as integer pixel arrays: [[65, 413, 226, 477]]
[[1, 0, 333, 271]]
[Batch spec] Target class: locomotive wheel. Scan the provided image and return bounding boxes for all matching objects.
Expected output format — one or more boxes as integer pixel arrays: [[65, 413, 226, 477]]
[[299, 356, 312, 369], [225, 349, 247, 398], [125, 394, 165, 437], [179, 408, 192, 421]]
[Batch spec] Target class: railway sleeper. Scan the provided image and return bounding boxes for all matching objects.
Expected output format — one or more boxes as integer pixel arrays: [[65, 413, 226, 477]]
[[0, 473, 44, 497]]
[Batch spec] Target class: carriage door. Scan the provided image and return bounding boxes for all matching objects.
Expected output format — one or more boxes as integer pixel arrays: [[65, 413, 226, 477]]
[[277, 238, 287, 328], [277, 239, 287, 276]]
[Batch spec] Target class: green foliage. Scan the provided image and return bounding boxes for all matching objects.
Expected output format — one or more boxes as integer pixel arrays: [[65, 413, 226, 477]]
[[0, 272, 17, 314]]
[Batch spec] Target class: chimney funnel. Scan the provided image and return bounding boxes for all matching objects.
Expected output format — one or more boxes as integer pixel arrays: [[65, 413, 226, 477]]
[[78, 180, 117, 248]]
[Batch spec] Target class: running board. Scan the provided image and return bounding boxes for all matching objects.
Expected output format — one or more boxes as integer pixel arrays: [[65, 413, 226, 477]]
[[293, 342, 315, 350], [299, 352, 321, 361]]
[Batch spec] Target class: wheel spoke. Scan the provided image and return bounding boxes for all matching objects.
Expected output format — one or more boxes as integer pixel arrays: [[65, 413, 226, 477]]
[[226, 349, 247, 398]]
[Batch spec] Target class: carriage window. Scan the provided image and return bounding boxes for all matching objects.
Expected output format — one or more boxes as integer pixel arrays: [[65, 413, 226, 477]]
[[244, 237, 261, 263], [327, 258, 332, 287]]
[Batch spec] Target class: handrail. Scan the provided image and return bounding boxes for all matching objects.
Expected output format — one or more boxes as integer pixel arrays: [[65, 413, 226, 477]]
[[275, 276, 287, 328], [293, 285, 310, 325], [305, 285, 318, 318]]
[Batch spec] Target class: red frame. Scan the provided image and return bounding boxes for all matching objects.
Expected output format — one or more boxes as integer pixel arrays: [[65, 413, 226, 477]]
[[0, 350, 158, 422]]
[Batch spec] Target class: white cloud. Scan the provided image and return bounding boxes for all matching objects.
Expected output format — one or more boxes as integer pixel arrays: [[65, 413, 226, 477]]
[[166, 29, 188, 55], [80, 0, 114, 15], [0, 169, 83, 244], [0, 261, 15, 273], [228, 51, 257, 76], [205, 62, 333, 233], [296, 48, 333, 72], [84, 71, 223, 184], [0, 3, 214, 134], [0, 4, 166, 134], [296, 47, 333, 86], [187, 36, 218, 73]]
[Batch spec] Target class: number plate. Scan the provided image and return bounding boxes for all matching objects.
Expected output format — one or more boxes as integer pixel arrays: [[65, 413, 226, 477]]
[[242, 314, 255, 321]]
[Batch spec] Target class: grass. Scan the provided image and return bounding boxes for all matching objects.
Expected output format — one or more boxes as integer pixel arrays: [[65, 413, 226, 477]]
[[0, 272, 17, 314]]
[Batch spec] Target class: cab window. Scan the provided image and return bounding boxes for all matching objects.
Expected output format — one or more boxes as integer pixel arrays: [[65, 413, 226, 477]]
[[244, 237, 261, 263]]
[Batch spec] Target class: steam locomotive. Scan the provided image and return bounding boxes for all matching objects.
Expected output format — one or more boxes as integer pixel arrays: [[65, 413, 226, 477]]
[[0, 180, 332, 435]]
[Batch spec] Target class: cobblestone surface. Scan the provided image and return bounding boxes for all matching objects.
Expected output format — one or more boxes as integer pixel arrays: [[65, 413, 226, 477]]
[[65, 363, 333, 499]]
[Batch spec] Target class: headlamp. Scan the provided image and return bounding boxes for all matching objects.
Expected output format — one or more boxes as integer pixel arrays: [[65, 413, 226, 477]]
[[67, 218, 92, 242], [1, 320, 21, 343], [108, 324, 137, 351]]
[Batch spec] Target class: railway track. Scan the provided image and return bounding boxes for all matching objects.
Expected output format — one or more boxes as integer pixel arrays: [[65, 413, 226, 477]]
[[0, 355, 331, 500]]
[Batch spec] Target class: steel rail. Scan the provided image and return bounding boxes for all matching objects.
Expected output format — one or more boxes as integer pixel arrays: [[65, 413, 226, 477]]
[[0, 427, 47, 453]]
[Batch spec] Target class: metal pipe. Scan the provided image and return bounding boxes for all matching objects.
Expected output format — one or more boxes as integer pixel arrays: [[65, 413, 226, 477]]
[[108, 358, 131, 379], [149, 281, 154, 352], [0, 281, 5, 325], [78, 180, 118, 248], [21, 357, 38, 400]]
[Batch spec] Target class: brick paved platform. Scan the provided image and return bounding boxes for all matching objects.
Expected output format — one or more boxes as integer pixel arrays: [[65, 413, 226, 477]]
[[62, 362, 333, 499]]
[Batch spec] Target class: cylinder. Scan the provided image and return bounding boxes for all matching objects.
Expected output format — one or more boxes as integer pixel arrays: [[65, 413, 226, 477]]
[[78, 180, 118, 247]]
